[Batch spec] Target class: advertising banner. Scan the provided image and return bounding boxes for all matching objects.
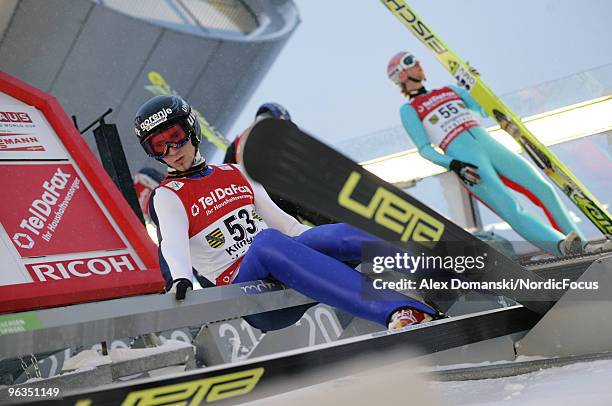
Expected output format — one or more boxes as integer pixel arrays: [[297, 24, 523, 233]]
[[0, 105, 68, 159], [0, 163, 126, 257], [25, 253, 139, 283], [0, 71, 163, 313]]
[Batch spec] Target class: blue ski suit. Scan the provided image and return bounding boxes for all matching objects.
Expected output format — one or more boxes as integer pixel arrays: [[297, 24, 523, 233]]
[[151, 164, 438, 328], [235, 223, 437, 326], [400, 85, 584, 256]]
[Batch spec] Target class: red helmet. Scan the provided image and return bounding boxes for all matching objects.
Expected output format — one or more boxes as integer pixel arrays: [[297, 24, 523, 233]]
[[387, 51, 417, 86]]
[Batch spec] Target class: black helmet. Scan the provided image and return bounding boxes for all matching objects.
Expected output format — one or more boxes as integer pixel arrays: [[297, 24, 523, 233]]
[[255, 102, 291, 121], [134, 94, 201, 153]]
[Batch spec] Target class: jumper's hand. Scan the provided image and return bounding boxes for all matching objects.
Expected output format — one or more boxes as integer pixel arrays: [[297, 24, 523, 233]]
[[168, 278, 193, 301], [450, 160, 480, 186]]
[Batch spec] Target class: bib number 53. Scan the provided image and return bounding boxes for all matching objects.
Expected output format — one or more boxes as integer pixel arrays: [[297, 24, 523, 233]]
[[223, 209, 257, 241]]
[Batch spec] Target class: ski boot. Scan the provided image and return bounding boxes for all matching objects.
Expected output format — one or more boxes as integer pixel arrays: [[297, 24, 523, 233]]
[[388, 308, 433, 330], [558, 231, 583, 256]]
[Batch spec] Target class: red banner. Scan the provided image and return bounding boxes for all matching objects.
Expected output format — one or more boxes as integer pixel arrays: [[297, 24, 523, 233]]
[[0, 163, 126, 257], [0, 71, 163, 313], [26, 254, 138, 282]]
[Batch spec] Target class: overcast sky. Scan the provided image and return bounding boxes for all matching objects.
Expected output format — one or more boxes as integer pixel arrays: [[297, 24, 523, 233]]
[[227, 0, 612, 147]]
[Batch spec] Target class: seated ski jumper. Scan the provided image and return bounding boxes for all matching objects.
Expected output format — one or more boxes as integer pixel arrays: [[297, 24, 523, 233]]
[[149, 163, 437, 327], [400, 85, 585, 256]]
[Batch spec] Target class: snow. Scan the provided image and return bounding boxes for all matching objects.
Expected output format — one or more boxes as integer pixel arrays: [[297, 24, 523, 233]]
[[242, 358, 612, 405], [109, 339, 194, 363], [430, 359, 612, 406], [242, 356, 439, 405], [148, 365, 187, 377], [418, 355, 547, 372], [61, 339, 194, 370], [61, 349, 111, 372]]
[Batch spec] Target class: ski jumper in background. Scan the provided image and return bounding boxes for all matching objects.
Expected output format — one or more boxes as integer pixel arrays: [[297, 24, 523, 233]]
[[387, 52, 585, 257], [224, 103, 334, 226], [134, 94, 439, 329]]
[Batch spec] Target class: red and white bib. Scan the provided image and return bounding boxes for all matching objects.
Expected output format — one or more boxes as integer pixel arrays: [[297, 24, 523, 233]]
[[410, 87, 479, 150], [159, 164, 267, 285]]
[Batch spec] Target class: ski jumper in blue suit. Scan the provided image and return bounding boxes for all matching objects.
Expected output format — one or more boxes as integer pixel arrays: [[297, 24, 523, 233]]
[[400, 85, 584, 256], [234, 224, 436, 326], [151, 164, 438, 328]]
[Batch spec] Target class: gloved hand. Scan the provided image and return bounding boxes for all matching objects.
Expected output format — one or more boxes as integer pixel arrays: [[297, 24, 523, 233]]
[[168, 278, 193, 301], [449, 160, 480, 186]]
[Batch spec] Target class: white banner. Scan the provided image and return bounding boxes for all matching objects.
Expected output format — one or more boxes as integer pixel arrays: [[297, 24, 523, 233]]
[[0, 104, 68, 160]]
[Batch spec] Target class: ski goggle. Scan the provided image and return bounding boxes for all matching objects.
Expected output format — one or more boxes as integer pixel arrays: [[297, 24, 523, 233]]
[[141, 122, 190, 159], [389, 54, 418, 84]]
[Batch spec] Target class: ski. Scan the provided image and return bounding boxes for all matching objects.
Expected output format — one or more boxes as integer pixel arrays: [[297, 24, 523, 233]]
[[242, 119, 558, 315], [380, 0, 612, 237], [32, 306, 539, 406]]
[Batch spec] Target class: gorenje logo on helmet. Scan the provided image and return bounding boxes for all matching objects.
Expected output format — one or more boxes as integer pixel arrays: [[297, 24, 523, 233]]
[[187, 112, 196, 126], [140, 108, 173, 132]]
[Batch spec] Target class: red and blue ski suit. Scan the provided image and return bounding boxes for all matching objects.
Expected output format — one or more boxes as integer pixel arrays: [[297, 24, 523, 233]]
[[149, 163, 437, 326], [400, 85, 585, 255]]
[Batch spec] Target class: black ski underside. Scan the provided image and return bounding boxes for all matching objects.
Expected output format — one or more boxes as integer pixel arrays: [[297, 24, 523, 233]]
[[242, 120, 560, 314]]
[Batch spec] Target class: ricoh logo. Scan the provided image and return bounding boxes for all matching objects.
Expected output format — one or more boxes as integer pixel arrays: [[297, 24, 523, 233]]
[[191, 184, 252, 216], [28, 255, 138, 282], [13, 168, 72, 248], [338, 171, 445, 248], [0, 111, 32, 123], [139, 108, 172, 132]]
